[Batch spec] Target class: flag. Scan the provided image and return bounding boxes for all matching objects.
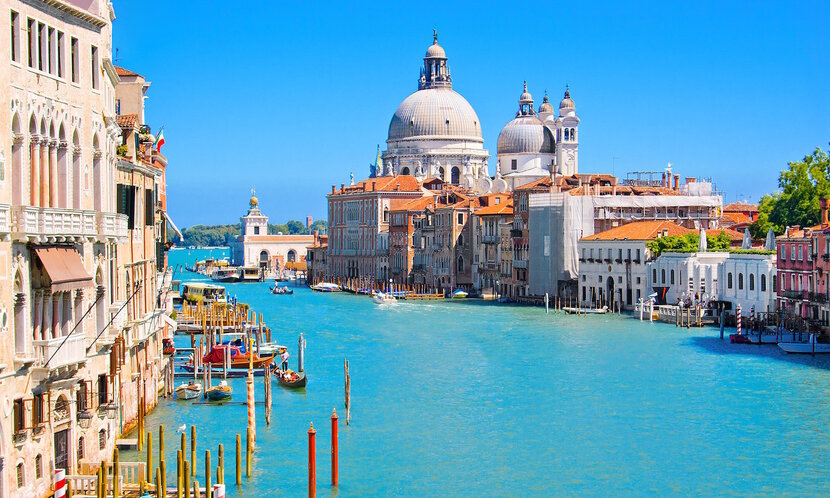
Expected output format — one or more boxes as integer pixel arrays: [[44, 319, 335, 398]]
[[154, 128, 165, 152]]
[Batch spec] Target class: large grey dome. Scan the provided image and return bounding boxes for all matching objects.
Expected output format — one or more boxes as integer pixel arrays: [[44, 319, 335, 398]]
[[388, 88, 483, 142], [497, 116, 554, 155]]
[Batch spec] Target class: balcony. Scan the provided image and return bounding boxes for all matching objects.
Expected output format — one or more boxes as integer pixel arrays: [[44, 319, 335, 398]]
[[823, 254, 829, 262], [96, 212, 129, 242], [513, 260, 528, 269], [782, 290, 808, 301], [33, 333, 86, 373], [809, 292, 827, 304], [12, 206, 97, 243], [510, 229, 523, 238], [482, 234, 499, 244]]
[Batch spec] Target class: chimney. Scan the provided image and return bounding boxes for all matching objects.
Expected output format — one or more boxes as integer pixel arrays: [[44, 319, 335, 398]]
[[331, 185, 336, 194], [662, 172, 666, 188], [673, 175, 680, 191], [340, 183, 345, 193], [822, 197, 829, 225], [612, 185, 617, 196]]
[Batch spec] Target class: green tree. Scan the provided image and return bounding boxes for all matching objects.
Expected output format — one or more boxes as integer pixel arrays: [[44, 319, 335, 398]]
[[750, 147, 830, 238]]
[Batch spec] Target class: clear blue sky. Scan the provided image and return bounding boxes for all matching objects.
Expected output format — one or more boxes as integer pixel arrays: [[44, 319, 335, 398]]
[[112, 0, 829, 228]]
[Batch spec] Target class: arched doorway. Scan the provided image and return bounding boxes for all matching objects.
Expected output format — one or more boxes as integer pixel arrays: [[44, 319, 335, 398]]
[[451, 167, 460, 184], [401, 167, 410, 175], [259, 250, 270, 273], [287, 250, 296, 263]]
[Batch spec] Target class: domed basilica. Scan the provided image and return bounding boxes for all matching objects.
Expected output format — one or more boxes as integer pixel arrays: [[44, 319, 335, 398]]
[[375, 31, 580, 193]]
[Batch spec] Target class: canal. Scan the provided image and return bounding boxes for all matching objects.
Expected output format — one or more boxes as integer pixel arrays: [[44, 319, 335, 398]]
[[127, 248, 830, 496]]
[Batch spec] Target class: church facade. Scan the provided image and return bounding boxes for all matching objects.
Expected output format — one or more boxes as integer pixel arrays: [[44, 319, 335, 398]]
[[231, 193, 313, 276]]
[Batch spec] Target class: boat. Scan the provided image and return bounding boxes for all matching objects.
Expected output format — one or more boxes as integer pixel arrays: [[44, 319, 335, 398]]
[[562, 306, 609, 315], [451, 289, 468, 299], [240, 266, 261, 282], [372, 291, 397, 305], [202, 344, 275, 369], [311, 282, 340, 292], [221, 332, 287, 357], [729, 333, 752, 344], [778, 334, 830, 354], [277, 370, 307, 388], [175, 381, 203, 400], [211, 267, 241, 283], [205, 381, 233, 401], [271, 285, 294, 295], [181, 282, 227, 305]]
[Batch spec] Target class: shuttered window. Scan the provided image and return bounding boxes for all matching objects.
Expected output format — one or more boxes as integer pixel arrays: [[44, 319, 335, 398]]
[[116, 184, 137, 229], [145, 189, 154, 226]]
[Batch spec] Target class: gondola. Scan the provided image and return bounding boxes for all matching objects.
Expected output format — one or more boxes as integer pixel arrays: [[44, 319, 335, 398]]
[[277, 370, 307, 388], [270, 286, 294, 295]]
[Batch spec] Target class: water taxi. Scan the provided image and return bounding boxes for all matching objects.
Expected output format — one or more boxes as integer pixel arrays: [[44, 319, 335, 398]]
[[181, 282, 227, 305], [373, 291, 397, 305], [211, 267, 241, 283], [451, 289, 468, 299], [240, 266, 261, 282], [311, 282, 340, 292], [779, 334, 830, 354]]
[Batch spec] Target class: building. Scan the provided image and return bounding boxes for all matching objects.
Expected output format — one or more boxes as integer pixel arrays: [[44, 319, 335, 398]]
[[1, 2, 174, 496], [390, 195, 435, 285], [776, 226, 816, 318], [305, 232, 328, 284], [231, 193, 313, 277], [472, 196, 513, 297], [380, 31, 490, 188], [718, 252, 777, 316], [327, 176, 427, 283], [578, 221, 694, 310], [722, 202, 759, 231]]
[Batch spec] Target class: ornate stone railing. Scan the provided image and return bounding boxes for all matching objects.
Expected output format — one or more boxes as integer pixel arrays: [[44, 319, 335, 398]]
[[12, 206, 98, 242], [96, 212, 129, 241], [33, 333, 86, 371], [0, 203, 10, 236]]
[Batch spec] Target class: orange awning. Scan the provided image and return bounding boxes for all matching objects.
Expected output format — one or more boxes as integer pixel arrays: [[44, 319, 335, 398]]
[[34, 247, 94, 293]]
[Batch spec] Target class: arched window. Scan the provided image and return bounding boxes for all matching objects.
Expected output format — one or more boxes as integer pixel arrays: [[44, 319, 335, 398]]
[[749, 274, 755, 291], [72, 130, 81, 209], [571, 128, 576, 140], [670, 270, 675, 284], [13, 271, 26, 354], [728, 273, 733, 289], [738, 273, 744, 290], [438, 166, 445, 179], [35, 454, 42, 479], [652, 269, 657, 282], [401, 167, 410, 175], [287, 250, 296, 263], [78, 436, 85, 466], [761, 274, 767, 292], [564, 128, 570, 141], [17, 462, 24, 488], [661, 269, 666, 284], [457, 256, 464, 273], [451, 167, 460, 184]]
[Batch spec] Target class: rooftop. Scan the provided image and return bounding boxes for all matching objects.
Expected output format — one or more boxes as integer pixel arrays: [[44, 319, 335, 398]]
[[581, 221, 695, 241]]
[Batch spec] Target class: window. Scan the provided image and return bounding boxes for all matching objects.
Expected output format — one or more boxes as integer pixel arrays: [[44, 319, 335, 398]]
[[35, 455, 42, 479], [98, 428, 107, 450], [47, 27, 54, 73], [564, 128, 570, 141], [670, 270, 675, 284], [457, 213, 464, 225], [116, 185, 137, 229], [761, 274, 767, 292], [738, 273, 744, 290], [16, 463, 23, 488], [652, 269, 657, 282], [37, 22, 45, 71], [97, 374, 108, 406], [253, 226, 259, 235], [145, 189, 154, 226], [11, 11, 19, 62], [78, 437, 85, 464], [749, 273, 755, 291], [773, 274, 777, 292], [636, 249, 641, 261], [33, 392, 45, 426], [511, 159, 517, 170], [798, 245, 802, 261], [27, 18, 34, 67], [661, 269, 665, 284], [115, 99, 121, 115], [13, 398, 25, 432], [90, 45, 99, 89], [70, 37, 78, 83], [57, 31, 64, 77], [728, 273, 733, 289]]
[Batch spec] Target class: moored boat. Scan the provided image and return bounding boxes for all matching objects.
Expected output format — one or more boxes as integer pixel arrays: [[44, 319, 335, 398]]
[[202, 344, 275, 369], [182, 282, 227, 305], [206, 381, 233, 401], [562, 306, 609, 315], [311, 282, 340, 292], [211, 267, 241, 283], [451, 289, 468, 299], [175, 381, 203, 400], [779, 334, 830, 354], [163, 337, 176, 355], [277, 370, 307, 388]]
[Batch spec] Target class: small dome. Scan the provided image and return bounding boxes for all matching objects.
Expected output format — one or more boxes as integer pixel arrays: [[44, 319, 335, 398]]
[[425, 30, 446, 58], [539, 92, 553, 114], [559, 87, 575, 112], [497, 115, 555, 155], [519, 81, 533, 104]]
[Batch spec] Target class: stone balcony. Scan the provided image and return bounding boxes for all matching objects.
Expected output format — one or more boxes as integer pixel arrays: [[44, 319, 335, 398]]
[[11, 206, 128, 243], [33, 333, 87, 373], [482, 234, 499, 244]]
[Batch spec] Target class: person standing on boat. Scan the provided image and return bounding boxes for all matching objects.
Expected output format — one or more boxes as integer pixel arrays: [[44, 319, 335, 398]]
[[280, 350, 290, 371]]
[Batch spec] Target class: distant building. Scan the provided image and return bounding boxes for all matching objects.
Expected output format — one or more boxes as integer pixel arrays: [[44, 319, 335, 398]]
[[231, 192, 313, 276], [722, 202, 759, 231], [776, 226, 817, 318], [472, 196, 513, 296], [306, 232, 328, 283]]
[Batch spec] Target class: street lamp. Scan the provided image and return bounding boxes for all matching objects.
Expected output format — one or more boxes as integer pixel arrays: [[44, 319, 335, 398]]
[[77, 411, 92, 429], [105, 402, 118, 420]]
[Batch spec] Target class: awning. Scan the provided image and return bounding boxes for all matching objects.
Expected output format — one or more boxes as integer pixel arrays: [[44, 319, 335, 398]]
[[34, 247, 94, 293], [163, 211, 183, 240]]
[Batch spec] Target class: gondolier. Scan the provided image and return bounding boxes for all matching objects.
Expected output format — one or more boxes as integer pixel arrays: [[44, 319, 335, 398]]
[[280, 350, 290, 371]]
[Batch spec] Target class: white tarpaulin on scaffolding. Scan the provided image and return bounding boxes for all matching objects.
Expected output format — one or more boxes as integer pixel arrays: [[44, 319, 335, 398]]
[[527, 191, 723, 297]]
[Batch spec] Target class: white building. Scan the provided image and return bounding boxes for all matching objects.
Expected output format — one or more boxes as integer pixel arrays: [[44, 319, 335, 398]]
[[231, 193, 313, 276], [381, 31, 490, 189], [718, 253, 777, 315], [578, 221, 694, 310], [646, 251, 729, 306]]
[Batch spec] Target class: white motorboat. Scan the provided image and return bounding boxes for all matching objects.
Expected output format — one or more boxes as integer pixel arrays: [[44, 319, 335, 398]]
[[311, 282, 340, 292], [175, 381, 203, 400], [778, 334, 830, 354], [372, 291, 397, 305]]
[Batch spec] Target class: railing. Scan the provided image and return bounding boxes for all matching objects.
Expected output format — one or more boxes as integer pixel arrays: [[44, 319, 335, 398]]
[[808, 292, 827, 304], [12, 206, 98, 241], [782, 290, 808, 300], [485, 262, 498, 271], [513, 260, 528, 269], [33, 333, 86, 371], [0, 203, 10, 234], [96, 212, 129, 241], [823, 254, 830, 262], [510, 229, 523, 238], [482, 234, 499, 244]]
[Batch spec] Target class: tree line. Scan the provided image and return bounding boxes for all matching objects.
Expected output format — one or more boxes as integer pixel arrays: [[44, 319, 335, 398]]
[[171, 219, 327, 247]]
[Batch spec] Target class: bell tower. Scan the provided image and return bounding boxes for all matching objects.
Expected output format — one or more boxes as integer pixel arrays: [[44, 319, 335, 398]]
[[241, 188, 268, 237]]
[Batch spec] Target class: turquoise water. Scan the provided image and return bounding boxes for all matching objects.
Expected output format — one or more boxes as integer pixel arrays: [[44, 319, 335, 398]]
[[130, 248, 830, 496]]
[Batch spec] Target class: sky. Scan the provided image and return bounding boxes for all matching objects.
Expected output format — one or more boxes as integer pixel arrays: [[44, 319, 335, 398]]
[[111, 0, 830, 228]]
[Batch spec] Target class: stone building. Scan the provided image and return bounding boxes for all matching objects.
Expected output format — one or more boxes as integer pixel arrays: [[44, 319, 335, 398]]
[[472, 196, 513, 297]]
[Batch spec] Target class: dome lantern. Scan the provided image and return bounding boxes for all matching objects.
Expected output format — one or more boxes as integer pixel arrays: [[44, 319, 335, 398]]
[[559, 85, 575, 115], [419, 30, 452, 90], [517, 81, 535, 116], [539, 91, 554, 115]]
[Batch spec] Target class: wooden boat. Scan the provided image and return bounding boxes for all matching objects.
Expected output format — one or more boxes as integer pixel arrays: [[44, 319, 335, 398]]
[[206, 381, 233, 401], [562, 306, 609, 315], [202, 345, 275, 369], [277, 370, 307, 388], [175, 382, 202, 400]]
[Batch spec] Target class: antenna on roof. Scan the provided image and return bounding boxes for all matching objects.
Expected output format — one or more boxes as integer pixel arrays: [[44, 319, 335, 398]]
[[114, 48, 120, 63]]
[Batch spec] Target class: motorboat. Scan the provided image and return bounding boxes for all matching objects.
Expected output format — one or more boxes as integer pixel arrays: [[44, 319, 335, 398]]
[[372, 291, 397, 305], [240, 266, 261, 282], [181, 282, 227, 305], [175, 381, 202, 400], [311, 282, 340, 292], [206, 381, 233, 401], [221, 332, 286, 357], [779, 334, 830, 354], [202, 344, 275, 369], [451, 289, 468, 299]]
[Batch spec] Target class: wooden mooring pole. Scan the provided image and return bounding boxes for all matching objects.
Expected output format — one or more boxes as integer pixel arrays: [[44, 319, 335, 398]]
[[308, 423, 317, 498], [344, 360, 351, 426]]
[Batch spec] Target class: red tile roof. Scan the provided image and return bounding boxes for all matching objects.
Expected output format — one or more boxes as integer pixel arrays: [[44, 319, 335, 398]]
[[331, 175, 425, 196], [116, 114, 138, 129], [581, 221, 695, 241], [723, 202, 759, 213], [115, 66, 141, 77], [475, 199, 513, 216]]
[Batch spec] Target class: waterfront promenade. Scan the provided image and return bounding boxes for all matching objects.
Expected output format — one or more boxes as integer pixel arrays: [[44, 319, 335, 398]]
[[127, 248, 830, 496]]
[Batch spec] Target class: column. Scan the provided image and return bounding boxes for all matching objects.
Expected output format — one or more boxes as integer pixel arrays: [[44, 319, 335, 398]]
[[40, 141, 49, 207], [49, 141, 58, 208], [75, 290, 84, 337], [52, 293, 61, 339], [42, 292, 53, 340], [30, 137, 40, 206], [63, 293, 72, 336], [33, 290, 43, 342]]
